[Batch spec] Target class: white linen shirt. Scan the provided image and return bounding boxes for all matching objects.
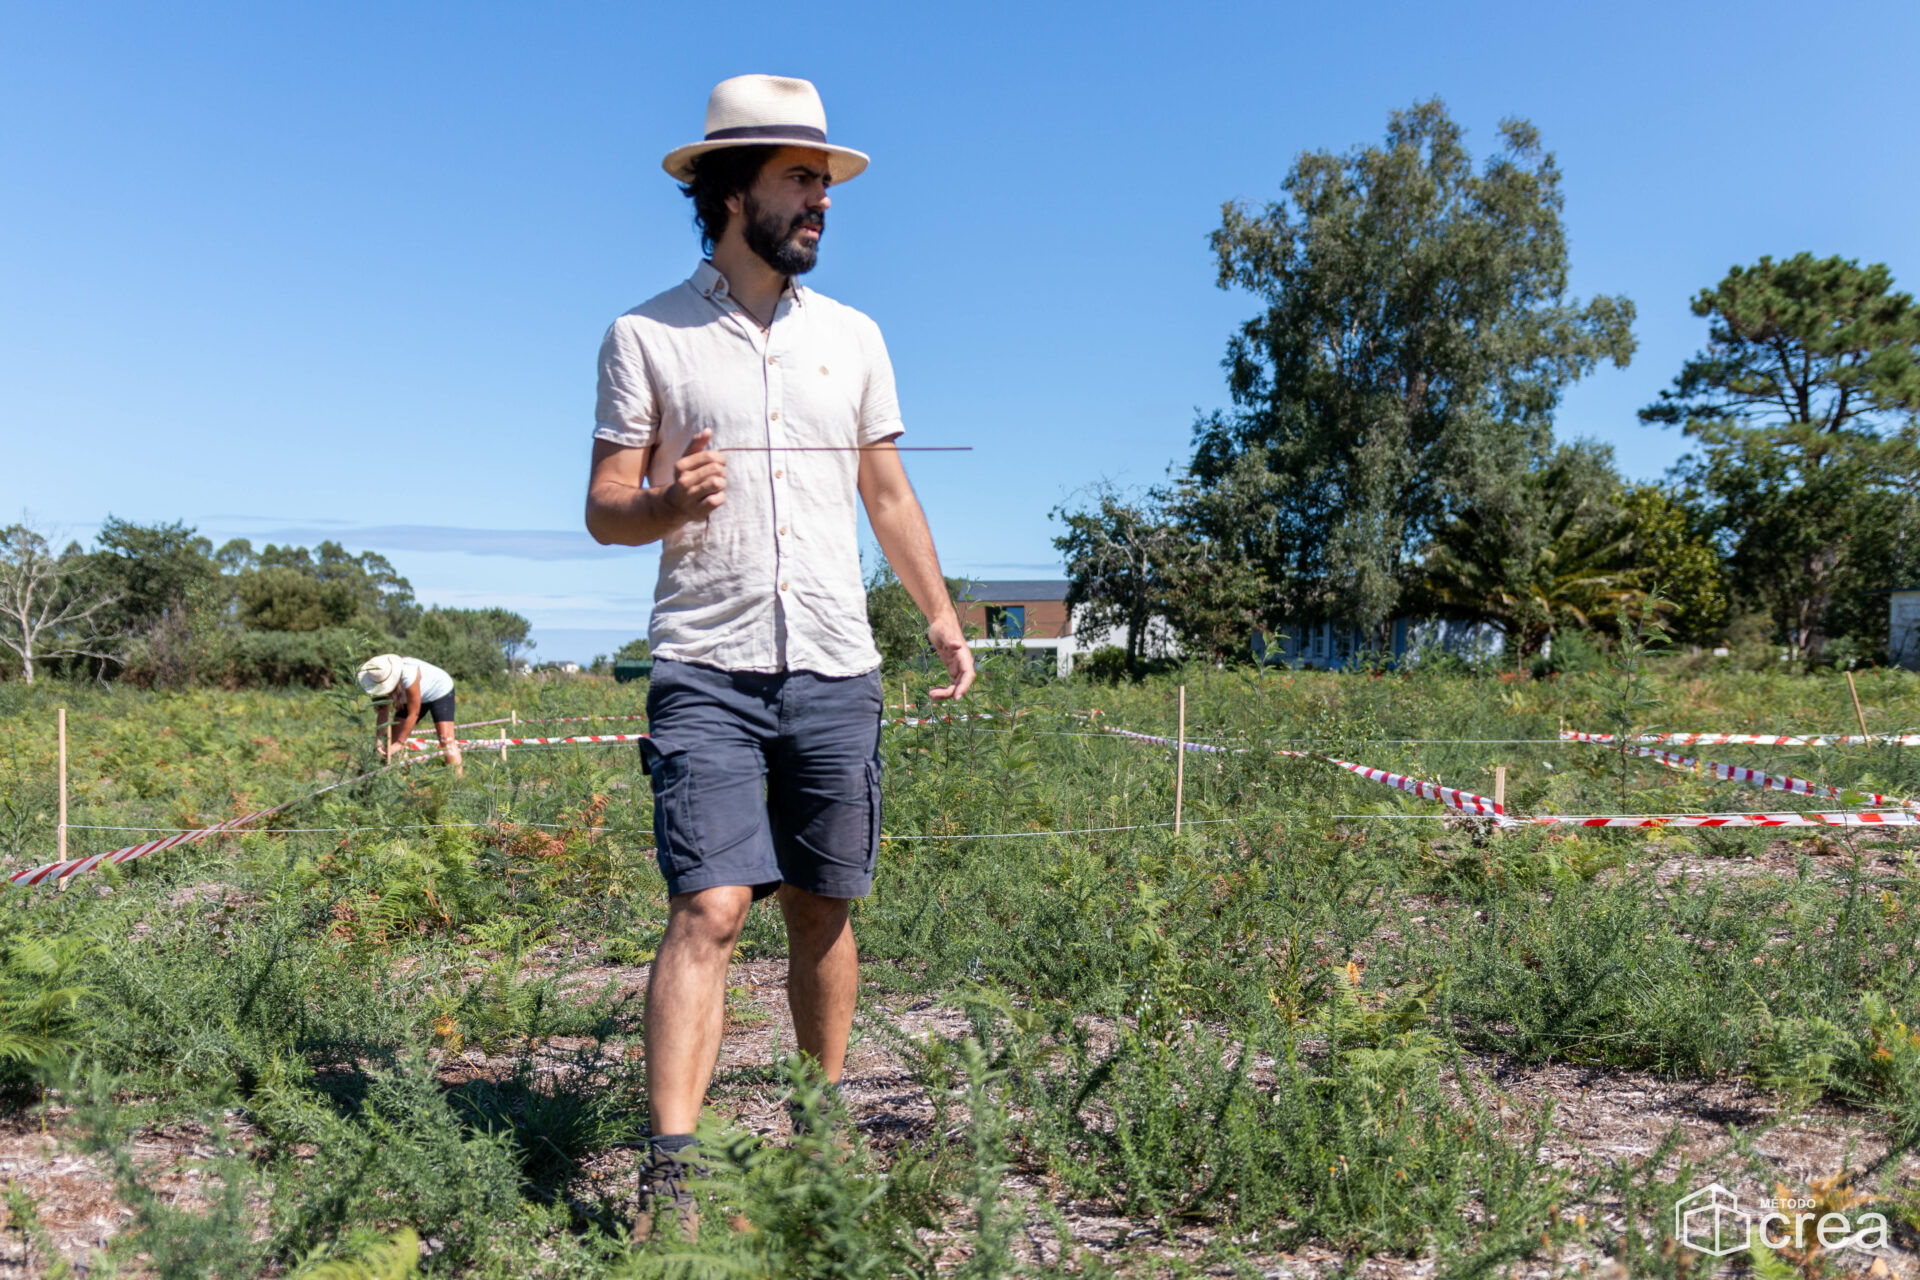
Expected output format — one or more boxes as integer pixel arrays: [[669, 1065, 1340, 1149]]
[[593, 261, 904, 675]]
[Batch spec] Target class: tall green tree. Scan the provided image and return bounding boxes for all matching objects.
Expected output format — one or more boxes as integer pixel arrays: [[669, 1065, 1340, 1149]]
[[1189, 99, 1635, 634], [87, 518, 223, 636], [1641, 254, 1920, 662], [254, 541, 419, 633], [82, 518, 226, 684]]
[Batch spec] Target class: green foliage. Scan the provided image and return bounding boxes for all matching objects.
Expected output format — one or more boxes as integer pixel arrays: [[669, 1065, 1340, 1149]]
[[5, 667, 1920, 1272], [1189, 99, 1635, 631], [1619, 483, 1730, 644], [1071, 644, 1130, 684], [1645, 253, 1920, 663], [195, 624, 379, 688], [408, 606, 531, 684], [865, 565, 966, 671], [260, 1059, 524, 1265], [1416, 440, 1640, 657], [238, 566, 362, 632], [0, 928, 92, 1085], [1052, 483, 1189, 672], [290, 1229, 421, 1280], [617, 1055, 965, 1279], [614, 636, 652, 662]]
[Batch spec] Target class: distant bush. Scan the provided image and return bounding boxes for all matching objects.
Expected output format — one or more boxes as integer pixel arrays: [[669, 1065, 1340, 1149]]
[[408, 609, 514, 687], [195, 627, 375, 689], [1073, 645, 1129, 684], [1530, 628, 1608, 679]]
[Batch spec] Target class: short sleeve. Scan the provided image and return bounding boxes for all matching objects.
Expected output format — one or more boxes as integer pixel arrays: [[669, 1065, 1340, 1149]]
[[593, 317, 658, 449], [856, 317, 905, 446]]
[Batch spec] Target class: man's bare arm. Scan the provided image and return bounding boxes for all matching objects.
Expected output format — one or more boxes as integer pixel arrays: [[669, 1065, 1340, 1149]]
[[585, 431, 728, 546], [858, 444, 974, 700]]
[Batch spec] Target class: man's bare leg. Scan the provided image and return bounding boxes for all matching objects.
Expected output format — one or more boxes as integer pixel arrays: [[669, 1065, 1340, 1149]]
[[435, 720, 464, 778], [777, 885, 857, 1082], [645, 885, 754, 1134]]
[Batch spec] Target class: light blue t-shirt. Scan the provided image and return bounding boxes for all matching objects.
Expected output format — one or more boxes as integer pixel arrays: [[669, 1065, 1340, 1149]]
[[399, 657, 454, 703]]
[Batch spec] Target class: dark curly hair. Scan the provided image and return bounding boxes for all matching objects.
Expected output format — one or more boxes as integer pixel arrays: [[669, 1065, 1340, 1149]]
[[680, 146, 779, 254]]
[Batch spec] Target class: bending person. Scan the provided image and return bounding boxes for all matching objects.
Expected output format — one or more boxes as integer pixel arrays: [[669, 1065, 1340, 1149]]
[[357, 653, 465, 778]]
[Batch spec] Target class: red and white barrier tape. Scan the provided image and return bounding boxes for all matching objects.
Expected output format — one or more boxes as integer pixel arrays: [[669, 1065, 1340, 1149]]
[[1320, 756, 1509, 819], [1099, 726, 1509, 818], [9, 754, 416, 888], [1102, 726, 1241, 755], [1568, 735, 1916, 810], [413, 713, 648, 734], [1563, 731, 1920, 748], [402, 732, 649, 751], [1528, 810, 1920, 829]]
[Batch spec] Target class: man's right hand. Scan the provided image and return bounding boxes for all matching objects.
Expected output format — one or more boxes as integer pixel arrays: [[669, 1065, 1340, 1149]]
[[663, 430, 727, 521]]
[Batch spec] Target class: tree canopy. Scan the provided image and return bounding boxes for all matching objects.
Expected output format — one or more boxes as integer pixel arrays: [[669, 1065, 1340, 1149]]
[[1643, 254, 1920, 661], [1188, 99, 1635, 632]]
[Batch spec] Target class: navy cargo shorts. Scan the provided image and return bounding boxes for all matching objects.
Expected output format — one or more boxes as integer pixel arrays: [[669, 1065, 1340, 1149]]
[[638, 659, 883, 901]]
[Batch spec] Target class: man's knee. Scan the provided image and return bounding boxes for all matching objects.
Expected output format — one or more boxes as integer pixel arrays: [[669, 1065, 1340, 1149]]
[[668, 886, 754, 950], [778, 886, 851, 936]]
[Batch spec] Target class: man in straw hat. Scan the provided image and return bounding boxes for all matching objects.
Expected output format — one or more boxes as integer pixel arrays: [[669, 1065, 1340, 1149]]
[[584, 74, 973, 1232], [357, 653, 464, 778]]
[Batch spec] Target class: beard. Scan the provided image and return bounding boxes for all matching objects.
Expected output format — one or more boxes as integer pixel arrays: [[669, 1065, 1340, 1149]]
[[741, 192, 823, 276]]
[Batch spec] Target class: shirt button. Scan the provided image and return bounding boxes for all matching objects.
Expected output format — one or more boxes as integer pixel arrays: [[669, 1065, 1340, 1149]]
[[767, 356, 777, 365], [780, 582, 789, 591], [769, 411, 780, 420], [775, 469, 784, 479]]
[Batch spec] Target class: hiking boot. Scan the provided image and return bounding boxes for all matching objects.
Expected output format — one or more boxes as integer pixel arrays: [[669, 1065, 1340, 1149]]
[[633, 1146, 699, 1242]]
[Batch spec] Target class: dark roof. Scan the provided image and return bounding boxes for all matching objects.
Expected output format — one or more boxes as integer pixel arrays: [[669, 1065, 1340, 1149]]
[[957, 579, 1070, 603]]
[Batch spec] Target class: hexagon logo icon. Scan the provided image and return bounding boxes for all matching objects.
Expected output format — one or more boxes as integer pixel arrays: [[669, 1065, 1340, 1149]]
[[1676, 1183, 1750, 1257]]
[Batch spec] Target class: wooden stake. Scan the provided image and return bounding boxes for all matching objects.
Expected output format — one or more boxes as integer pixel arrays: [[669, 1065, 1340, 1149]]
[[902, 679, 909, 716], [1494, 765, 1507, 814], [1847, 670, 1871, 742], [1174, 685, 1186, 835], [56, 708, 67, 863], [504, 709, 515, 763]]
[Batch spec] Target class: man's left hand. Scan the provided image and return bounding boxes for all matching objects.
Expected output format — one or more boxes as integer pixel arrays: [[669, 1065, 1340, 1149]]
[[926, 617, 974, 700]]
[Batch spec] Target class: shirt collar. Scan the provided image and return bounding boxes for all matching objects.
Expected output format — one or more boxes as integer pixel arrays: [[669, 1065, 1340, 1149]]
[[690, 260, 806, 309]]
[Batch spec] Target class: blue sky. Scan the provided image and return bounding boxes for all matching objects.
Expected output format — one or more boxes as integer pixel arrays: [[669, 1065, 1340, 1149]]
[[5, 1, 1917, 661]]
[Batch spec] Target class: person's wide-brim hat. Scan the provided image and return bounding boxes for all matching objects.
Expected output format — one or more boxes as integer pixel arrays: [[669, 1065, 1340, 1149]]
[[358, 654, 402, 697], [662, 74, 869, 185]]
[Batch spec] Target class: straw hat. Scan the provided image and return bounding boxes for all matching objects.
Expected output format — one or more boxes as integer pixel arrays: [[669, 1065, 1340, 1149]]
[[357, 654, 403, 697], [662, 75, 869, 185]]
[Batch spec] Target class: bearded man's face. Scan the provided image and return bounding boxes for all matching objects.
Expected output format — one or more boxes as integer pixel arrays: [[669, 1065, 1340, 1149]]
[[737, 148, 830, 276]]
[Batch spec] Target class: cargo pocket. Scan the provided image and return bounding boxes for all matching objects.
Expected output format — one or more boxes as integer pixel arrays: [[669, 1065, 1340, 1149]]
[[638, 738, 697, 878], [863, 755, 882, 875]]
